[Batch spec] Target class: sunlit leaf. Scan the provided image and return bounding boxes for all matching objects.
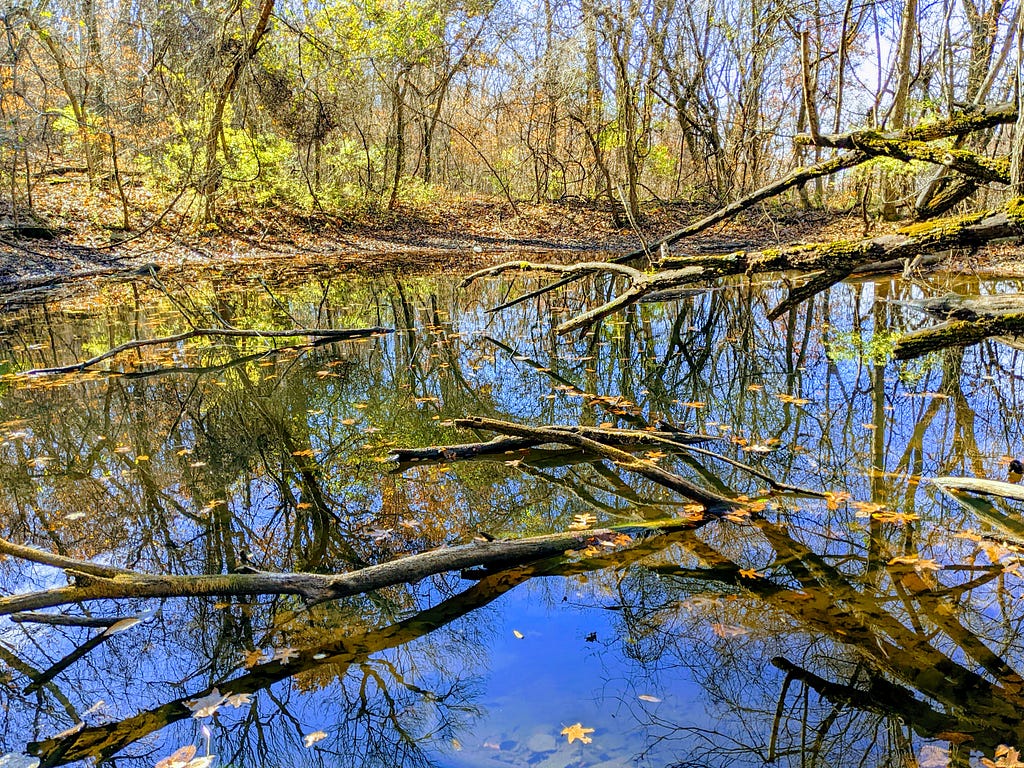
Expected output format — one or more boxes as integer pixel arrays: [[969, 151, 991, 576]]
[[512, 630, 524, 639], [242, 649, 264, 668], [186, 689, 226, 718], [225, 693, 251, 708], [51, 722, 84, 739], [303, 731, 327, 748], [560, 723, 594, 744], [154, 745, 196, 768], [637, 694, 661, 703], [272, 647, 299, 664], [711, 623, 748, 638], [104, 609, 157, 636], [568, 513, 597, 531]]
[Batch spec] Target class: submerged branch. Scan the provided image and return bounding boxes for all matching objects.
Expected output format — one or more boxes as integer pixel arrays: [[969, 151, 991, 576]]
[[455, 416, 740, 509], [22, 326, 393, 375]]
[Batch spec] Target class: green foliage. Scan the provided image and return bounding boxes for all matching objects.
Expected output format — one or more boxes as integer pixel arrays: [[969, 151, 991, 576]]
[[825, 328, 939, 385], [140, 101, 307, 207], [825, 328, 901, 363], [646, 143, 677, 180]]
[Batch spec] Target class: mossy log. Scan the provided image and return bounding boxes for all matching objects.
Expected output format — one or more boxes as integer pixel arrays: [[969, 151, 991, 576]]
[[794, 102, 1016, 149], [893, 294, 1024, 359], [469, 207, 1024, 331]]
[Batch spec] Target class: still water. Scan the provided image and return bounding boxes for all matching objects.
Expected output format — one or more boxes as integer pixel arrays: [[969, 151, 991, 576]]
[[0, 263, 1023, 768]]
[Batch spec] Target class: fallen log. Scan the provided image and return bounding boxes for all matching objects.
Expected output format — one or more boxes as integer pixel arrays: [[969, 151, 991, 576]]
[[468, 206, 1024, 332], [893, 293, 1024, 359], [456, 416, 741, 508]]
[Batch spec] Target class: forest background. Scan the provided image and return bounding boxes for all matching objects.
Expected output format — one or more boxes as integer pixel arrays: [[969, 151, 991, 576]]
[[0, 0, 1020, 257]]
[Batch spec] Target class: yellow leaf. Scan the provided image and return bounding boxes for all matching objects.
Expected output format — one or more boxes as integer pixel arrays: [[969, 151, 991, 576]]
[[638, 694, 661, 703], [561, 723, 595, 744], [513, 630, 524, 639], [242, 649, 264, 668]]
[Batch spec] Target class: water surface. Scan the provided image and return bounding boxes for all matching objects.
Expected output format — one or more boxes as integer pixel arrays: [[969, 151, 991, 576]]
[[0, 266, 1023, 767]]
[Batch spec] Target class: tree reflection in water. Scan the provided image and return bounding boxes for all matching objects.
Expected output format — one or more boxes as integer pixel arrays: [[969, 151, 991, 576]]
[[0, 269, 1023, 767]]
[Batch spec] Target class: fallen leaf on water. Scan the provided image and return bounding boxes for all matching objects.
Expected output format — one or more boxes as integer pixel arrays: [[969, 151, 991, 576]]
[[568, 513, 597, 530], [155, 746, 196, 768], [303, 731, 327, 748], [186, 689, 226, 718], [561, 723, 595, 744], [711, 623, 748, 638], [638, 694, 661, 703], [104, 608, 157, 636], [242, 649, 264, 668], [51, 722, 84, 739], [272, 647, 299, 664]]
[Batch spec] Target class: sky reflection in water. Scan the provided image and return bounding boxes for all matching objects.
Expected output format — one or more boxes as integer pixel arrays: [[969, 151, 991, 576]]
[[0, 269, 1023, 767]]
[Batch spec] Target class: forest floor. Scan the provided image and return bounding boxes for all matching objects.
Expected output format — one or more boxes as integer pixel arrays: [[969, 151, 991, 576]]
[[1, 179, 1022, 306]]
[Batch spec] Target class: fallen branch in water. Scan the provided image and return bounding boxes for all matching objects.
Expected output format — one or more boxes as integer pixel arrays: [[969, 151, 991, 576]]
[[455, 416, 741, 509], [0, 519, 706, 615], [388, 424, 718, 466], [893, 294, 1024, 359], [466, 208, 1024, 333], [21, 326, 393, 375]]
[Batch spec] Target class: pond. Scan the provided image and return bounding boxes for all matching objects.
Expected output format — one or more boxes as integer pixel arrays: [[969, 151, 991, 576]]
[[1, 262, 1023, 768]]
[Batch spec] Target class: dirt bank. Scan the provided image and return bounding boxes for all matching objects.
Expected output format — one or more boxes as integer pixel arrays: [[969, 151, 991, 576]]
[[2, 186, 1020, 308]]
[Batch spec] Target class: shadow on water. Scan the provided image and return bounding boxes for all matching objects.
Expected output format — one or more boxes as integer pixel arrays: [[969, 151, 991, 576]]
[[1, 267, 1024, 766]]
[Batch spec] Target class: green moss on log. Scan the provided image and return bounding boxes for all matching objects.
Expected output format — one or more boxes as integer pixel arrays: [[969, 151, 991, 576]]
[[897, 211, 988, 240], [1005, 197, 1024, 227]]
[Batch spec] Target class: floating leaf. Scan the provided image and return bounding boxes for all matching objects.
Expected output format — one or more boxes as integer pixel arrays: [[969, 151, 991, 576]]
[[637, 694, 661, 703], [560, 723, 594, 744], [242, 650, 264, 668], [225, 693, 251, 708], [568, 513, 597, 531], [104, 609, 157, 636], [186, 689, 226, 718], [155, 746, 196, 768], [272, 647, 299, 664], [51, 722, 84, 739], [303, 731, 327, 748]]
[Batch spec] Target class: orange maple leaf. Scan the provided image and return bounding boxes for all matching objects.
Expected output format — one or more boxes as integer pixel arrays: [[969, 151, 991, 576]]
[[561, 723, 595, 744]]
